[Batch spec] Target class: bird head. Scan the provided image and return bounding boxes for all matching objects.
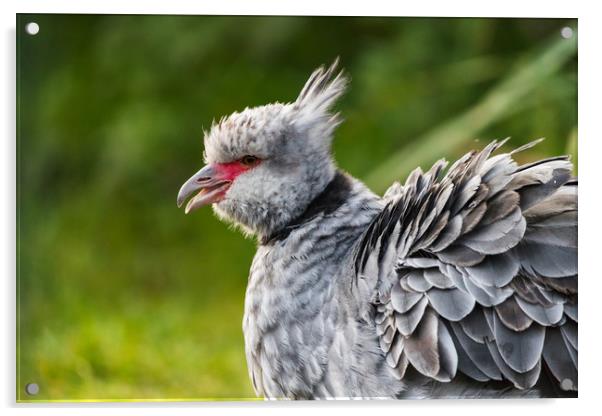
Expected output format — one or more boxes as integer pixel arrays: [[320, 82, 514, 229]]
[[177, 60, 348, 238]]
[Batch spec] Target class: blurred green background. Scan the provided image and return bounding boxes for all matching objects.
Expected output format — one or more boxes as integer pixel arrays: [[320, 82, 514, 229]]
[[16, 15, 577, 401]]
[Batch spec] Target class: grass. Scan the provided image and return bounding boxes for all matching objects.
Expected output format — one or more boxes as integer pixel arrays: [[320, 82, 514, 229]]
[[19, 291, 255, 401]]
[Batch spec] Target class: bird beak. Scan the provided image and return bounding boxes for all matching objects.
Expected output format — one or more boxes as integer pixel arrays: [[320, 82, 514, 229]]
[[177, 164, 232, 214]]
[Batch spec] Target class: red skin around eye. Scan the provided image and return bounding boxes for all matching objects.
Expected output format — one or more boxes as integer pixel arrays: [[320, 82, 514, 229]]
[[214, 160, 260, 181]]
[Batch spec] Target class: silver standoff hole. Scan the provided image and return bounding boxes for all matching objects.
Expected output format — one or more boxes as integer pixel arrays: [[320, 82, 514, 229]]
[[25, 22, 40, 36], [25, 383, 39, 396], [560, 27, 573, 39], [560, 378, 574, 391]]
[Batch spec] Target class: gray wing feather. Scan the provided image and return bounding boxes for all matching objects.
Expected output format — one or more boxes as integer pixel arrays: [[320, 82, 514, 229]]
[[462, 213, 526, 255], [451, 319, 502, 380], [437, 245, 485, 266], [486, 340, 542, 389], [423, 269, 454, 289], [449, 327, 491, 382], [564, 337, 578, 368], [403, 308, 441, 377], [354, 139, 577, 392], [542, 327, 578, 391], [386, 333, 404, 368], [465, 252, 519, 288], [390, 282, 423, 313], [492, 312, 544, 373], [430, 212, 463, 252], [459, 308, 494, 344], [426, 288, 475, 321], [460, 199, 488, 234], [462, 272, 513, 307], [406, 270, 433, 292], [395, 295, 429, 336], [494, 296, 534, 332], [434, 320, 458, 382], [518, 243, 577, 278], [564, 303, 577, 322], [560, 320, 577, 349], [480, 190, 520, 225], [515, 296, 564, 326]]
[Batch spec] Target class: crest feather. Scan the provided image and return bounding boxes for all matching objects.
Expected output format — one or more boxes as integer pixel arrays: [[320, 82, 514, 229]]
[[293, 58, 348, 137], [296, 59, 345, 108]]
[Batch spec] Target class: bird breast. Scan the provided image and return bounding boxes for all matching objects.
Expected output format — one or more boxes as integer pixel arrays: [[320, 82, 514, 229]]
[[243, 224, 347, 399]]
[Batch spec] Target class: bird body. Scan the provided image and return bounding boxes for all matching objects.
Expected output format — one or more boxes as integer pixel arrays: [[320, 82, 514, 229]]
[[243, 172, 400, 398], [178, 61, 577, 399]]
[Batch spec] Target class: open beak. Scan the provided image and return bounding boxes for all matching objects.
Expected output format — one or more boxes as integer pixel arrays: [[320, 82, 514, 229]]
[[177, 164, 232, 214]]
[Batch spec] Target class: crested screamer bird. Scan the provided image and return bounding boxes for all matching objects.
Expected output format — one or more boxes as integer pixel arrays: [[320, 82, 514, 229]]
[[177, 61, 577, 399]]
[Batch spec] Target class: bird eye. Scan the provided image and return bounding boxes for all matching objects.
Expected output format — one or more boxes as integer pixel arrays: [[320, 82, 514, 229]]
[[240, 155, 259, 166]]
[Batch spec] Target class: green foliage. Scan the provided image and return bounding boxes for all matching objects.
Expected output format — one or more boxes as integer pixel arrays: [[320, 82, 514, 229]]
[[17, 15, 577, 401]]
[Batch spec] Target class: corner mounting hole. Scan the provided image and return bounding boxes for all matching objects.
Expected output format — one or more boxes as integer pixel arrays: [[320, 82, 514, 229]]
[[25, 22, 39, 36], [560, 27, 573, 39], [560, 378, 574, 391], [25, 383, 39, 396]]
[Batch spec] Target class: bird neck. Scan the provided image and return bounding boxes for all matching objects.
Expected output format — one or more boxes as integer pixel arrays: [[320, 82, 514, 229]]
[[260, 170, 353, 245]]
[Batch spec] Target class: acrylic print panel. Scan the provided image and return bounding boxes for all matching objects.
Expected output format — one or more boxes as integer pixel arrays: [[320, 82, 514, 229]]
[[16, 14, 578, 402]]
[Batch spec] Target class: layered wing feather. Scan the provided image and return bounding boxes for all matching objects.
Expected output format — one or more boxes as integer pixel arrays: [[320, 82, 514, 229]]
[[356, 139, 577, 392]]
